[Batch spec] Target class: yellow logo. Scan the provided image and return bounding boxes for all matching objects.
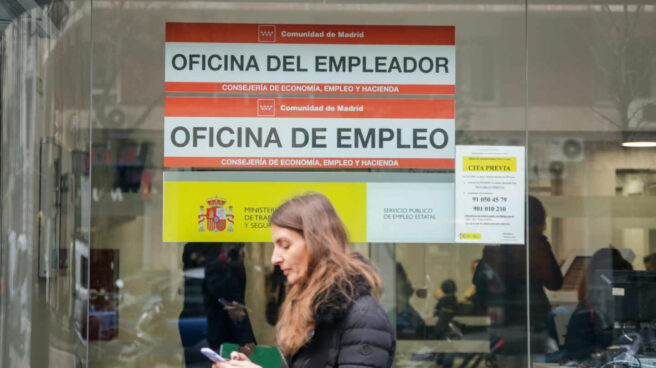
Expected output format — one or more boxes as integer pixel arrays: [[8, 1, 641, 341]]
[[459, 233, 481, 240]]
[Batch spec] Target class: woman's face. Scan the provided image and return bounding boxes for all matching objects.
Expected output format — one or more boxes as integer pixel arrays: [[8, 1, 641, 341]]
[[271, 225, 311, 285]]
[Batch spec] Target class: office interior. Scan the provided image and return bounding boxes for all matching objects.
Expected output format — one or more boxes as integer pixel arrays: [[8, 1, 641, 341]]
[[1, 1, 656, 367]]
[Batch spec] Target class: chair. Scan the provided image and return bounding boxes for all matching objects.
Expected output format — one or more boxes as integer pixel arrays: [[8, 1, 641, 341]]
[[434, 308, 463, 340]]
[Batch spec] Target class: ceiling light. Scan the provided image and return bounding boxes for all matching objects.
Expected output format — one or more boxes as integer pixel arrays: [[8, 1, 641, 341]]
[[622, 131, 656, 148]]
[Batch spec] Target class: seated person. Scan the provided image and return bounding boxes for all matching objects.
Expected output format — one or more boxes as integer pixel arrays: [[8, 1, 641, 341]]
[[562, 247, 633, 361], [434, 279, 458, 317], [433, 279, 459, 340], [434, 261, 479, 306], [396, 263, 427, 339]]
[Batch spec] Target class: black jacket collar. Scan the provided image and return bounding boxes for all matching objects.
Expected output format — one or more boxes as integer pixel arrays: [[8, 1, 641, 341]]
[[313, 273, 371, 326]]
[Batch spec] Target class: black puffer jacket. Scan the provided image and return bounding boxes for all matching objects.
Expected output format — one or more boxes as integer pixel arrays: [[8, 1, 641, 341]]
[[287, 275, 395, 368]]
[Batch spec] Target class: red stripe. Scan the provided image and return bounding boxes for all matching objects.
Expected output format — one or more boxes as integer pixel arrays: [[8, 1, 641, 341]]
[[165, 82, 455, 95], [164, 157, 455, 169], [166, 23, 455, 45], [164, 97, 454, 119]]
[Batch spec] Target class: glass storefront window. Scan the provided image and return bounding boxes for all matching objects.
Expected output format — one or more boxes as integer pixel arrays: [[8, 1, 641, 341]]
[[1, 1, 92, 367], [527, 3, 656, 366]]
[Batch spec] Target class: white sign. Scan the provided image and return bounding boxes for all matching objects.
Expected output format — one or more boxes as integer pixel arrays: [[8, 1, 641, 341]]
[[165, 43, 455, 86], [165, 23, 455, 95], [164, 97, 455, 169], [367, 182, 454, 243], [455, 146, 525, 244]]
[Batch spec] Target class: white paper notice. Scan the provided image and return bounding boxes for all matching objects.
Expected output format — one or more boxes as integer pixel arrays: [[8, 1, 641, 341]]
[[455, 146, 525, 244]]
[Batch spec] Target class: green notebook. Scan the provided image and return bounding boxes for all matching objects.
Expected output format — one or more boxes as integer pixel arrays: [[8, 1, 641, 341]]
[[220, 343, 282, 368]]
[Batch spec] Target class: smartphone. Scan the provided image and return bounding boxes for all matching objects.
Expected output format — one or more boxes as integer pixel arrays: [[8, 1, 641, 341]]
[[201, 347, 226, 362], [218, 298, 248, 310]]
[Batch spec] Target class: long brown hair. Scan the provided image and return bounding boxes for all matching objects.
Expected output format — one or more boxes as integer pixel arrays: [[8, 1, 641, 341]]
[[270, 193, 382, 357]]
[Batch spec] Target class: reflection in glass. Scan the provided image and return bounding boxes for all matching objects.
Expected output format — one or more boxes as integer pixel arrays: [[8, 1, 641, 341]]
[[473, 196, 563, 366], [179, 243, 256, 366]]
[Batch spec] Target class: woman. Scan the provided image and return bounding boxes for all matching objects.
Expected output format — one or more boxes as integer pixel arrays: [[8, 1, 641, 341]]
[[472, 196, 562, 365], [215, 193, 395, 368]]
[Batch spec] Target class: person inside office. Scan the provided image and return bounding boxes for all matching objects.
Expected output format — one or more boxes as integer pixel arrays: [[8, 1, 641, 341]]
[[473, 196, 563, 366]]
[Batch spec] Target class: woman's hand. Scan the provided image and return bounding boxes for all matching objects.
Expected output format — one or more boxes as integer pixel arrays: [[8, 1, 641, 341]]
[[212, 351, 262, 368], [224, 302, 247, 322]]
